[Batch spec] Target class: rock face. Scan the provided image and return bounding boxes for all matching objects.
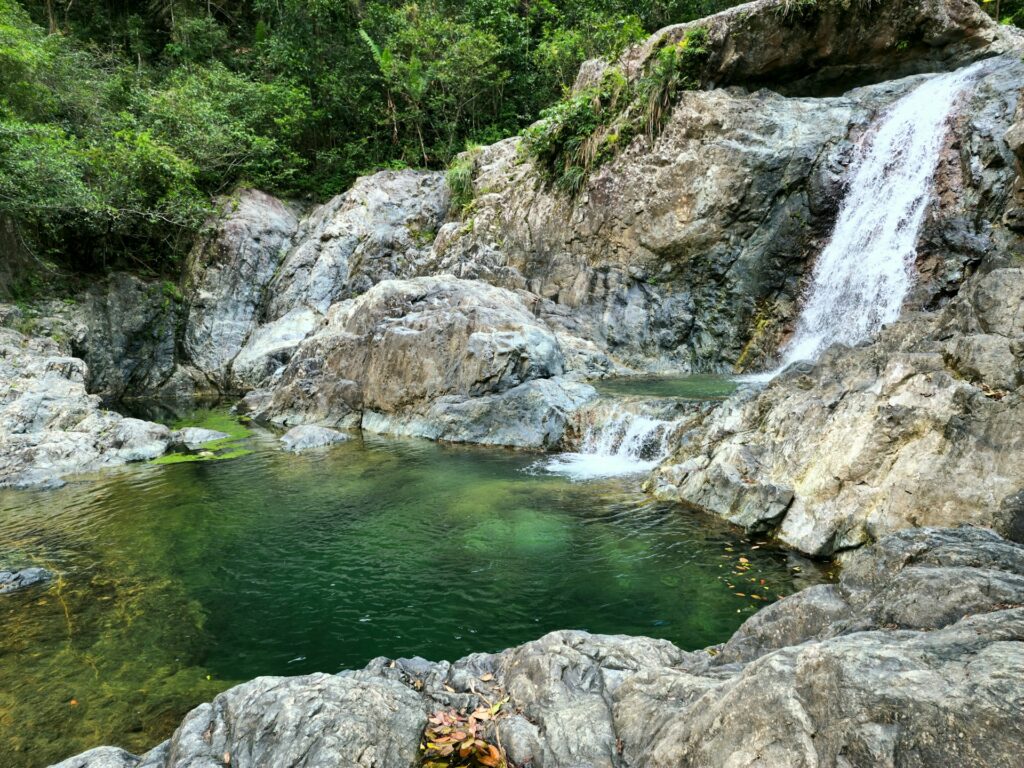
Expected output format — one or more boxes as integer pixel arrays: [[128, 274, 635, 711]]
[[650, 264, 1024, 557], [247, 276, 597, 448], [266, 170, 449, 319], [0, 566, 52, 594], [614, 0, 1010, 95], [51, 527, 1024, 768], [0, 318, 172, 489], [183, 190, 300, 390], [426, 49, 1022, 373]]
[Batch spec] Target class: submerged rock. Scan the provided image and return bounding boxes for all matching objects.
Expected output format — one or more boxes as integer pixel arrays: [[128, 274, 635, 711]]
[[170, 428, 230, 450], [50, 527, 1024, 768], [0, 566, 52, 594], [279, 425, 350, 453]]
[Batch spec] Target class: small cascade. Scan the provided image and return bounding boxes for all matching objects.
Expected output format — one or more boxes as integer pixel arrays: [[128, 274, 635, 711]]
[[765, 60, 991, 375], [539, 406, 683, 481]]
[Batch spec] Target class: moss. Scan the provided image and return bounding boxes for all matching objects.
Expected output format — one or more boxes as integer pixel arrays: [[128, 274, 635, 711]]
[[150, 410, 254, 465]]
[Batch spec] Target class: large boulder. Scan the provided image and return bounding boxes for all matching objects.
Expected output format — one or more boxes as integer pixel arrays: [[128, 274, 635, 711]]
[[266, 170, 449, 319], [247, 276, 595, 448], [612, 0, 1010, 95], [50, 527, 1024, 768]]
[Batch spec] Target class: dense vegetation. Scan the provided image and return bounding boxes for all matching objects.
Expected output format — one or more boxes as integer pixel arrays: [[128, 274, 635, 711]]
[[0, 0, 1020, 283], [0, 0, 743, 280]]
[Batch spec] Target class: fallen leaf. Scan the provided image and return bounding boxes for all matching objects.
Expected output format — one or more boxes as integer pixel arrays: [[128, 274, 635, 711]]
[[480, 672, 494, 682]]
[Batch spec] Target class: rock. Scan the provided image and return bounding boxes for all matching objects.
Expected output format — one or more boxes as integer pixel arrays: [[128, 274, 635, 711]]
[[250, 276, 594, 448], [0, 566, 53, 595], [48, 747, 140, 768], [170, 428, 230, 450], [230, 307, 320, 390], [182, 190, 299, 389], [652, 268, 1024, 556], [267, 170, 449, 319], [61, 274, 183, 401], [616, 0, 1010, 95], [279, 425, 349, 453], [165, 674, 426, 767], [0, 323, 172, 488], [362, 378, 598, 449], [50, 527, 1024, 768]]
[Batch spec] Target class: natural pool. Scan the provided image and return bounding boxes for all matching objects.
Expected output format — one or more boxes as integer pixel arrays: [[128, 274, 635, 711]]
[[0, 409, 813, 766]]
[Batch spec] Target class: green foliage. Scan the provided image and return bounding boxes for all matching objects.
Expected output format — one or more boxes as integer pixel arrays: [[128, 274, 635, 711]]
[[446, 145, 482, 212], [523, 27, 710, 195]]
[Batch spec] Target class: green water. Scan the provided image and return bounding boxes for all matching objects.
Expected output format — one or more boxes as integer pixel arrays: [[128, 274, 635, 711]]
[[595, 373, 740, 400], [0, 415, 809, 766]]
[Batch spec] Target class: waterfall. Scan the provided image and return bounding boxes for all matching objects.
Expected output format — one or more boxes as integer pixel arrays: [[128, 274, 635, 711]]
[[539, 407, 681, 480], [775, 61, 991, 370]]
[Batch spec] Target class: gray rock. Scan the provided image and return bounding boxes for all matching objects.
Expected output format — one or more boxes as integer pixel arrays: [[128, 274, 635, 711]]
[[231, 307, 320, 390], [0, 566, 53, 594], [164, 673, 427, 767], [48, 747, 140, 768], [183, 190, 299, 389], [362, 378, 598, 449], [267, 170, 449, 318], [0, 324, 172, 488], [250, 276, 596, 448], [50, 528, 1024, 768], [170, 428, 230, 450], [652, 269, 1024, 556], [616, 0, 1009, 94], [279, 425, 350, 452]]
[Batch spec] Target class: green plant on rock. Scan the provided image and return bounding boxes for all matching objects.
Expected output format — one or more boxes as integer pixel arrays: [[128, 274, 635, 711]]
[[637, 26, 710, 140], [446, 145, 482, 213], [522, 27, 710, 196]]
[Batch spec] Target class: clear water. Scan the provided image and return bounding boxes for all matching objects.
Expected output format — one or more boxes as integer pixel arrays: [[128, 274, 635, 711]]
[[594, 374, 740, 400], [0, 413, 810, 766]]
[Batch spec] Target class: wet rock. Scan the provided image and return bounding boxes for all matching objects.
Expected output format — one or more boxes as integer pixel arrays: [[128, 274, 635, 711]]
[[170, 428, 230, 450], [0, 566, 52, 595], [279, 425, 349, 452], [51, 527, 1024, 768]]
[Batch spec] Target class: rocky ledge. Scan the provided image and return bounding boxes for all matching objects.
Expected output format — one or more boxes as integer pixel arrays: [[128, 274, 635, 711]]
[[52, 526, 1024, 768]]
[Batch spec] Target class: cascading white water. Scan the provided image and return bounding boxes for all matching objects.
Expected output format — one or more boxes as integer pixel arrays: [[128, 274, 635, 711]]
[[539, 407, 681, 480], [775, 60, 991, 370]]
